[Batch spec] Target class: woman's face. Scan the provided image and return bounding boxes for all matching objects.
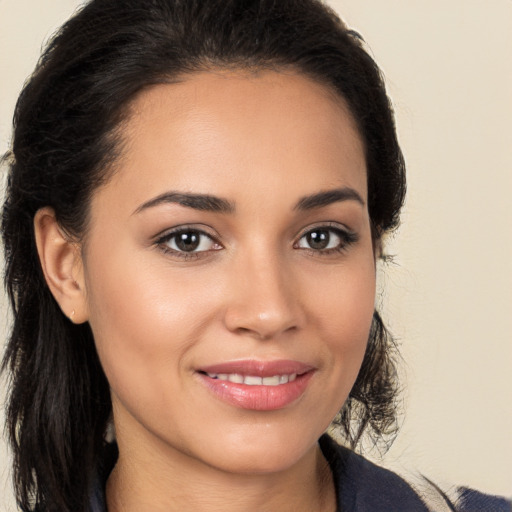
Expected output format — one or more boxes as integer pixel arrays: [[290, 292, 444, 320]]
[[82, 70, 376, 474]]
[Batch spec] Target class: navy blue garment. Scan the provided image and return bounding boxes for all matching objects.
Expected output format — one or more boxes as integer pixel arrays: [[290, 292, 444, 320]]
[[89, 435, 511, 511], [456, 487, 512, 512], [318, 435, 429, 511]]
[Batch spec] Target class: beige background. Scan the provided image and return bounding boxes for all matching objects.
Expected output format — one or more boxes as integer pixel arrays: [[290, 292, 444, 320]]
[[1, 0, 511, 509]]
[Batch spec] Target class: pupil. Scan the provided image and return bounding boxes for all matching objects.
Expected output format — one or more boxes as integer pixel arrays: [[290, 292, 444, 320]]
[[307, 230, 329, 250], [176, 232, 200, 252]]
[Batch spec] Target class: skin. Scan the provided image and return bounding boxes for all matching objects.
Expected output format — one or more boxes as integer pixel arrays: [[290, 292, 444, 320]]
[[36, 69, 376, 511]]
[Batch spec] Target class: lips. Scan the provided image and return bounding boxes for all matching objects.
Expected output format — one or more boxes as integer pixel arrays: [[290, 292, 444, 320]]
[[197, 360, 315, 411]]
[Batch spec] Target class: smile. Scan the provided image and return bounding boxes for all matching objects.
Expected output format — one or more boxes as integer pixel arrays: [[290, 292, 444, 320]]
[[205, 373, 298, 386], [197, 360, 315, 411]]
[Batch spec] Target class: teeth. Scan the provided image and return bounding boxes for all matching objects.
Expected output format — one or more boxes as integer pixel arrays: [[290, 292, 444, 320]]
[[228, 374, 244, 384], [205, 372, 299, 386], [244, 375, 263, 385], [262, 376, 280, 386]]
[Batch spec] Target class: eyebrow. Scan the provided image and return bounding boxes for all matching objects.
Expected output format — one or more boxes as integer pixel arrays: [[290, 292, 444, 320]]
[[134, 186, 364, 215], [134, 191, 235, 214], [294, 187, 365, 210]]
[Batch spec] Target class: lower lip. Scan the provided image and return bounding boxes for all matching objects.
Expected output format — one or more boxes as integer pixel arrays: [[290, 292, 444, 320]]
[[198, 372, 314, 411]]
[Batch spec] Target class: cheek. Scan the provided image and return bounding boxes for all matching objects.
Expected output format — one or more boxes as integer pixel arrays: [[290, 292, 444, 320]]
[[309, 255, 376, 338], [83, 244, 219, 402], [306, 255, 376, 394]]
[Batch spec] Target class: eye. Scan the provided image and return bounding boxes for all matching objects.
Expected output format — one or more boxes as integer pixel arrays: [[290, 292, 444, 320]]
[[157, 228, 221, 254], [296, 226, 357, 253]]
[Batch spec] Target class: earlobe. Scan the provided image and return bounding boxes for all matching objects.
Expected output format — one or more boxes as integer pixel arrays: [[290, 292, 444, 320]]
[[34, 207, 89, 324]]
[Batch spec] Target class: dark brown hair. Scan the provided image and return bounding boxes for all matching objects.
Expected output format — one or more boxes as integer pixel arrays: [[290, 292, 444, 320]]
[[2, 1, 405, 510]]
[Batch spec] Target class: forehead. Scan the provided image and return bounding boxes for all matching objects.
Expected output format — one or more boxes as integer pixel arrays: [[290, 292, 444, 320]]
[[94, 69, 367, 215]]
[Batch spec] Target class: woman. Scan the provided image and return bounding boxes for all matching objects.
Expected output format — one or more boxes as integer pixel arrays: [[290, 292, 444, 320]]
[[1, 1, 509, 511]]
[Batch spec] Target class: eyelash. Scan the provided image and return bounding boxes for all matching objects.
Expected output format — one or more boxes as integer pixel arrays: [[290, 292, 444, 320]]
[[294, 224, 359, 256], [155, 224, 358, 260], [155, 227, 222, 261]]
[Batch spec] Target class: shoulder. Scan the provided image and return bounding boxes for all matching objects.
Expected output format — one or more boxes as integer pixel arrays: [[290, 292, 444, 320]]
[[319, 434, 512, 512], [452, 487, 512, 512], [413, 476, 511, 512]]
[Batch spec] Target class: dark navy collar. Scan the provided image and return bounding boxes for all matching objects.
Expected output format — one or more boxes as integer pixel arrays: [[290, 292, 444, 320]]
[[318, 434, 428, 511]]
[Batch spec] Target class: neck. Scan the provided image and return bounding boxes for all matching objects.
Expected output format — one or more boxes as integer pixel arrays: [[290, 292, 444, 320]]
[[106, 431, 336, 512]]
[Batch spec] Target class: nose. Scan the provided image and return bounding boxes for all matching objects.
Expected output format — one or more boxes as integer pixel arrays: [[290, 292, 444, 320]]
[[222, 252, 304, 340]]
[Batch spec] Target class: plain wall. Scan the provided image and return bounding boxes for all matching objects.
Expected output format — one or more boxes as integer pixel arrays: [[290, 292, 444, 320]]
[[1, 0, 511, 509]]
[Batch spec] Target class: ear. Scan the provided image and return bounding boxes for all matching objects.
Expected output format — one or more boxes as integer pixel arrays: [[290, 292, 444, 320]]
[[34, 207, 89, 324]]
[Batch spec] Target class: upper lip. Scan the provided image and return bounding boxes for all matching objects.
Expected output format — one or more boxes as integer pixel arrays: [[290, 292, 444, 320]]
[[198, 359, 315, 377]]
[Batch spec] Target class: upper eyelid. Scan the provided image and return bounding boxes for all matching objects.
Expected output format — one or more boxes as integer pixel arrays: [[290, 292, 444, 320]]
[[155, 228, 222, 258], [154, 224, 220, 242], [296, 221, 353, 239], [154, 228, 222, 257], [294, 223, 359, 250], [153, 222, 355, 246]]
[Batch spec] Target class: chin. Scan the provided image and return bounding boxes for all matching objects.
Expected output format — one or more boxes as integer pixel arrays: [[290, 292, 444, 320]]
[[192, 422, 323, 475]]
